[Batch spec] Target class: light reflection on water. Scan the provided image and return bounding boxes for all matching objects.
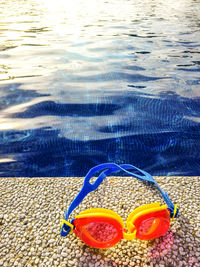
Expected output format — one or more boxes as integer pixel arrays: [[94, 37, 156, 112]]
[[0, 0, 200, 176]]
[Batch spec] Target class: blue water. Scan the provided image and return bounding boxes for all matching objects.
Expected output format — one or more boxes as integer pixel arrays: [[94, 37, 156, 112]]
[[0, 0, 200, 177]]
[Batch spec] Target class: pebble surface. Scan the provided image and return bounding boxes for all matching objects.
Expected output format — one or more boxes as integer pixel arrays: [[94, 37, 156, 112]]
[[0, 176, 200, 267]]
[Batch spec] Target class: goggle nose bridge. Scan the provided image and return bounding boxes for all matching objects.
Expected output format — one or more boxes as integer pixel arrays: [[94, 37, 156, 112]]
[[126, 221, 136, 233], [123, 230, 137, 240]]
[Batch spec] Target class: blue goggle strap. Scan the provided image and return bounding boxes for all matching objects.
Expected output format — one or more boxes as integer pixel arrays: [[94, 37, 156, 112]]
[[61, 163, 178, 236]]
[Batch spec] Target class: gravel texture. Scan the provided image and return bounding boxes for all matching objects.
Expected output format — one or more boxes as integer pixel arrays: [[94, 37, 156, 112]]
[[0, 176, 200, 267]]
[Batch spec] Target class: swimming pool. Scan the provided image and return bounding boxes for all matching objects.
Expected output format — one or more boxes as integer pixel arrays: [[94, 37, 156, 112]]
[[0, 0, 200, 176]]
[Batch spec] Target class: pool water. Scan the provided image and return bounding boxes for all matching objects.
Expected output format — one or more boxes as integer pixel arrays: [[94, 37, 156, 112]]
[[0, 0, 200, 177]]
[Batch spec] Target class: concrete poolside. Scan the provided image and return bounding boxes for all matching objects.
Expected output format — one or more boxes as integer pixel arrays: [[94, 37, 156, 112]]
[[0, 177, 200, 267]]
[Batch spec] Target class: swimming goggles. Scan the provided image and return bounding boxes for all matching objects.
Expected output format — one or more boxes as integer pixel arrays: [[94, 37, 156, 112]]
[[60, 163, 178, 248]]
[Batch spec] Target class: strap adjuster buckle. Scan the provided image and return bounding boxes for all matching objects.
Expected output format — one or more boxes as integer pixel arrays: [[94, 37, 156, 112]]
[[61, 220, 74, 236], [171, 204, 178, 220], [170, 204, 178, 220]]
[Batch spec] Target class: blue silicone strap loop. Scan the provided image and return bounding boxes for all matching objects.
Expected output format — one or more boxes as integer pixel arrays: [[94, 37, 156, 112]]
[[61, 163, 178, 236]]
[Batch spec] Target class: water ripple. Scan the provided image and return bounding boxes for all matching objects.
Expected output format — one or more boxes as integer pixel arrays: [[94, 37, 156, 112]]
[[0, 0, 200, 176]]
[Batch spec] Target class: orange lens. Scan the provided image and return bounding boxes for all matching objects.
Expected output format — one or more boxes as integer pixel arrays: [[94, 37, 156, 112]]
[[134, 209, 170, 240], [73, 217, 124, 248], [85, 222, 118, 243], [138, 217, 160, 235]]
